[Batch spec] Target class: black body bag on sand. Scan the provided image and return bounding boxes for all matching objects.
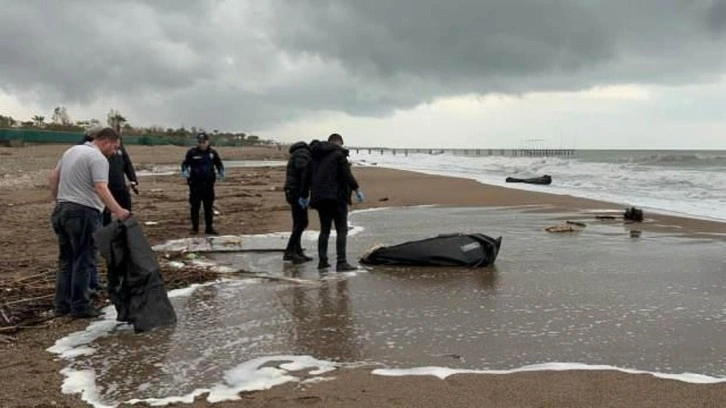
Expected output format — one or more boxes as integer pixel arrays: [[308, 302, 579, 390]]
[[360, 233, 502, 267], [94, 216, 177, 333]]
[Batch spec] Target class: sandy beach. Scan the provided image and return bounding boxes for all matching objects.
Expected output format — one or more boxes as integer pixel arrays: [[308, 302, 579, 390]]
[[1, 144, 725, 407]]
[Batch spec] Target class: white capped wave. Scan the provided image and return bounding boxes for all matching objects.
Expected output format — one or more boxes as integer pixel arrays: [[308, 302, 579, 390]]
[[351, 151, 726, 222]]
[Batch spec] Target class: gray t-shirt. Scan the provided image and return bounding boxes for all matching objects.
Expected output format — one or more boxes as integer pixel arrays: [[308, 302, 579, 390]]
[[56, 142, 109, 211]]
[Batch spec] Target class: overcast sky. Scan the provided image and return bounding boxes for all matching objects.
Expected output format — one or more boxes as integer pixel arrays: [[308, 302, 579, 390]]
[[2, 0, 726, 149]]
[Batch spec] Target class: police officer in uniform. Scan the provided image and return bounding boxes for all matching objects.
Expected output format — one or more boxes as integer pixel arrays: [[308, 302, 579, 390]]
[[181, 132, 225, 235]]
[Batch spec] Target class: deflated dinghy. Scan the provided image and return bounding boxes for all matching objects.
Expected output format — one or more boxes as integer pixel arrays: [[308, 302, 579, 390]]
[[505, 175, 552, 185], [360, 233, 502, 267]]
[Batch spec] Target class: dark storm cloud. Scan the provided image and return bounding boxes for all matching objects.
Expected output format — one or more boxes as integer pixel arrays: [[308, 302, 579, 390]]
[[262, 1, 726, 88], [1, 0, 725, 129]]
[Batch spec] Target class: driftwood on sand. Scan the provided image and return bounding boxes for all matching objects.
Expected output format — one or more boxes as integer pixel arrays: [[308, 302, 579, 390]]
[[505, 175, 552, 185]]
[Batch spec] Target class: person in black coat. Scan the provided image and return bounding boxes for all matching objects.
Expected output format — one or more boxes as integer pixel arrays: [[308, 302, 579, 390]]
[[102, 142, 137, 226], [307, 133, 364, 271], [181, 132, 225, 235], [77, 128, 138, 292], [283, 141, 314, 264]]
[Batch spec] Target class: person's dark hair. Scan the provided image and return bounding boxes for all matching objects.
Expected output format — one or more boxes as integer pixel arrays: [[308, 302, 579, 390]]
[[94, 127, 120, 141], [327, 133, 344, 144]]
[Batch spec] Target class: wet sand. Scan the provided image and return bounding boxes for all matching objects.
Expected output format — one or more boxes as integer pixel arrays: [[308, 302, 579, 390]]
[[1, 144, 725, 407], [53, 206, 726, 407]]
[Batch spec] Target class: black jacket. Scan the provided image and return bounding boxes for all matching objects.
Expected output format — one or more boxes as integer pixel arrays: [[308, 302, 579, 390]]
[[108, 144, 137, 191], [181, 146, 224, 184], [94, 216, 177, 333], [77, 138, 137, 191], [309, 141, 359, 207], [284, 142, 312, 201]]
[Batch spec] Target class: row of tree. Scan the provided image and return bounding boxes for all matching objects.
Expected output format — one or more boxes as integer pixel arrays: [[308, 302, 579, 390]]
[[0, 107, 79, 131], [0, 107, 266, 145]]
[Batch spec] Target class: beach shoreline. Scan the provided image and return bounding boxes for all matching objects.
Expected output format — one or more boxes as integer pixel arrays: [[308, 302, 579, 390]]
[[0, 144, 724, 407]]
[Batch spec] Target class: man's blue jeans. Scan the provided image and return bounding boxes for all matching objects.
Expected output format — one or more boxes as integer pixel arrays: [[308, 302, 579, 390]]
[[51, 202, 101, 315]]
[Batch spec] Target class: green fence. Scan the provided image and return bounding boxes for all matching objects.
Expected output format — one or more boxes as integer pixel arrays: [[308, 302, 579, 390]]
[[0, 129, 82, 144], [0, 129, 245, 147]]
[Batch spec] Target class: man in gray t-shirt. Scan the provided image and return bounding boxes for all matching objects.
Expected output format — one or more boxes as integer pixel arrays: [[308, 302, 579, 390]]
[[49, 127, 130, 318]]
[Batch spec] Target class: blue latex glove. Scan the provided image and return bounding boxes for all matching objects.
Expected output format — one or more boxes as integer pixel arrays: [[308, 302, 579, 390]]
[[218, 169, 225, 181], [181, 168, 190, 179], [355, 190, 365, 203], [298, 197, 310, 209]]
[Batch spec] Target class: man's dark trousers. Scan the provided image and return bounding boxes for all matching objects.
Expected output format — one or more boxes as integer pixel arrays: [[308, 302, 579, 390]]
[[285, 192, 309, 255], [189, 181, 215, 231], [51, 202, 101, 315], [316, 200, 348, 264]]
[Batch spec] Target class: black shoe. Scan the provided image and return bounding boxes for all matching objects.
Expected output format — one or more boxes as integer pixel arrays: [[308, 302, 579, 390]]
[[54, 309, 69, 317], [318, 260, 331, 270], [336, 262, 357, 272], [89, 289, 101, 299], [71, 308, 102, 319], [284, 252, 309, 264], [190, 228, 199, 235], [291, 254, 310, 265], [297, 252, 313, 262], [205, 228, 219, 236]]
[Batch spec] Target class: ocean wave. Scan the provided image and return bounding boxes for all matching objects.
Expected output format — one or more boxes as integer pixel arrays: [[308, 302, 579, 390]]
[[350, 150, 726, 222], [614, 153, 726, 168]]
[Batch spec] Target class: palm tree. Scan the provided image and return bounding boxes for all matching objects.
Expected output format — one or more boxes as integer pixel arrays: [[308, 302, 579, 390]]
[[32, 115, 45, 128]]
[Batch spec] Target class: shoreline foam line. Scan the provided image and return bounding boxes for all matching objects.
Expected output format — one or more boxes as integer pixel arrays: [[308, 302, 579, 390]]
[[47, 297, 726, 407], [372, 362, 726, 384], [46, 283, 219, 408]]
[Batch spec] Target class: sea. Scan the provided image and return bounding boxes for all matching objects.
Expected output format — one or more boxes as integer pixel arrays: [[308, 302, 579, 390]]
[[349, 149, 726, 222]]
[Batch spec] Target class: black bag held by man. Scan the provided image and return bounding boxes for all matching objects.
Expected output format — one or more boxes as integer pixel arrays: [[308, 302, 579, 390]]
[[360, 233, 502, 267], [94, 216, 177, 332]]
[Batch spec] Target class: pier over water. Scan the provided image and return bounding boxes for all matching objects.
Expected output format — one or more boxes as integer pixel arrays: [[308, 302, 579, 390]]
[[348, 147, 576, 157]]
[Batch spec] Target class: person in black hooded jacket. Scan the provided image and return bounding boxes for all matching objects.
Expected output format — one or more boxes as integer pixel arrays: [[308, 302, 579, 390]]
[[102, 141, 137, 226], [282, 141, 313, 264], [307, 133, 364, 271]]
